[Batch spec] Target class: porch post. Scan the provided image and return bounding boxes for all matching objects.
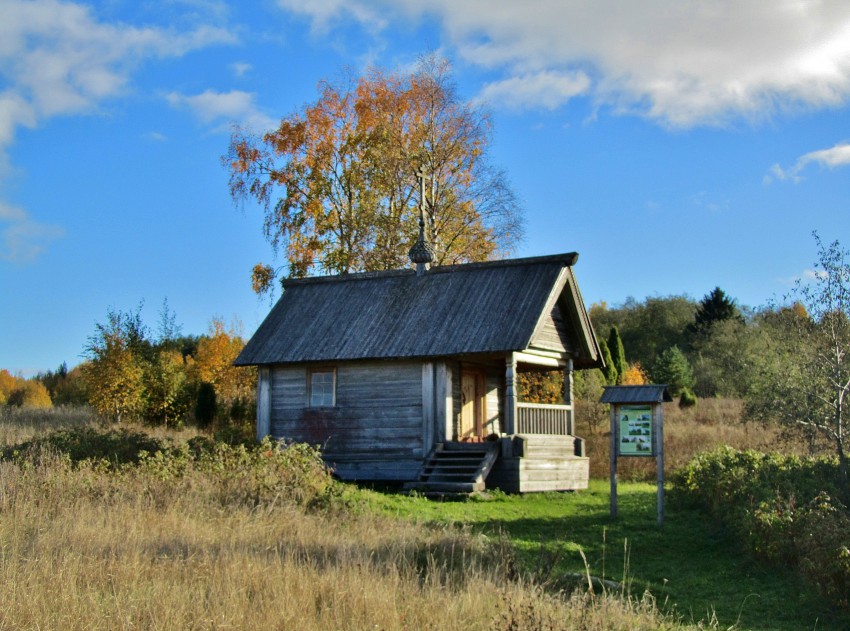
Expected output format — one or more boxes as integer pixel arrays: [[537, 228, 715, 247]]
[[505, 353, 517, 435], [564, 358, 574, 435]]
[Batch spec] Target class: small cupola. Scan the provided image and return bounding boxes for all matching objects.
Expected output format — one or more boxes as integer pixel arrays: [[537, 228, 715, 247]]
[[408, 166, 436, 276]]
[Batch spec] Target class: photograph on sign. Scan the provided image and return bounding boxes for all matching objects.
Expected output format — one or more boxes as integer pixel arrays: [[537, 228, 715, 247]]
[[618, 405, 654, 457]]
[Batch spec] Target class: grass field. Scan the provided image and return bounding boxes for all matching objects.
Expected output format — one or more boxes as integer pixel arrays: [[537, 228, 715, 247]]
[[1, 404, 846, 630], [363, 481, 847, 631], [0, 407, 696, 630]]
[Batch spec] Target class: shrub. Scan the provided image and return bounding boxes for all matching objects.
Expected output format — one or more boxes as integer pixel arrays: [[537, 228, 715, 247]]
[[678, 388, 697, 408], [3, 426, 167, 468], [7, 380, 52, 409], [674, 446, 850, 609]]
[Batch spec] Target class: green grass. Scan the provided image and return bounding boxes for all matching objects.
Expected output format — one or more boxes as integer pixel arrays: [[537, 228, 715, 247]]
[[360, 480, 848, 631]]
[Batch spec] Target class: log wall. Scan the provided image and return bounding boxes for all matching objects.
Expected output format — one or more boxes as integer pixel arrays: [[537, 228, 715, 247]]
[[270, 361, 424, 480]]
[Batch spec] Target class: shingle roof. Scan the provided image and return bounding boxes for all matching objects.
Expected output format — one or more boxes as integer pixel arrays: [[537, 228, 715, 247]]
[[600, 385, 673, 404], [235, 253, 601, 366]]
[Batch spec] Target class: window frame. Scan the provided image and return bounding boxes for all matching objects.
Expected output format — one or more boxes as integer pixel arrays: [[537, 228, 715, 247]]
[[308, 367, 337, 408]]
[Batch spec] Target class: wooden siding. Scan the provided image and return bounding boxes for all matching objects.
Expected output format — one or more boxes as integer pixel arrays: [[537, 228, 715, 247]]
[[488, 435, 589, 492], [269, 362, 424, 477], [484, 370, 501, 436], [530, 299, 575, 353]]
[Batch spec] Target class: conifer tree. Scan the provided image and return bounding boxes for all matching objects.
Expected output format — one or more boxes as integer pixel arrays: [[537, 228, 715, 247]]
[[598, 338, 618, 385], [652, 345, 695, 397], [607, 326, 628, 384], [688, 287, 742, 338]]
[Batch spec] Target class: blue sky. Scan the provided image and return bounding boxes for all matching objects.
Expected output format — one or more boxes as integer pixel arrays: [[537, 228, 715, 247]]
[[2, 0, 850, 376]]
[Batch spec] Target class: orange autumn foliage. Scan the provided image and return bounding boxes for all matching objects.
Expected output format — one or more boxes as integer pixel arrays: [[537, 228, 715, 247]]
[[620, 362, 650, 385], [226, 56, 522, 292]]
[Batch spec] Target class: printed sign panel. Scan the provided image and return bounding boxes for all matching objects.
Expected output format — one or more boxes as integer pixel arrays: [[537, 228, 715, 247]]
[[617, 405, 654, 457]]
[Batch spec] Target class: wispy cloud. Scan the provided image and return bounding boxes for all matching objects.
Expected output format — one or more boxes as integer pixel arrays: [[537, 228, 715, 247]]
[[165, 89, 277, 133], [0, 202, 64, 264], [230, 62, 252, 78], [689, 191, 729, 214], [780, 268, 828, 286], [477, 70, 590, 111], [276, 0, 850, 128], [0, 0, 235, 165], [767, 142, 850, 183]]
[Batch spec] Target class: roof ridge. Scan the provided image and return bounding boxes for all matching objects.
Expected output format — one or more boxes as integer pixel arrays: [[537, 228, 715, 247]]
[[282, 252, 579, 288]]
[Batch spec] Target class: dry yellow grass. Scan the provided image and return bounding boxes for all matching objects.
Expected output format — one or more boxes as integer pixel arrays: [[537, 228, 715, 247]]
[[0, 408, 701, 630], [577, 397, 821, 481]]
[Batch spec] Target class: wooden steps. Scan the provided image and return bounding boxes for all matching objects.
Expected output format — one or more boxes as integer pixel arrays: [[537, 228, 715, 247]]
[[404, 442, 500, 494]]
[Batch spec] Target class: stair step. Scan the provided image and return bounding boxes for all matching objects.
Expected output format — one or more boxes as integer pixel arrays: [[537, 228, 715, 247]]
[[423, 461, 483, 469], [408, 442, 500, 494]]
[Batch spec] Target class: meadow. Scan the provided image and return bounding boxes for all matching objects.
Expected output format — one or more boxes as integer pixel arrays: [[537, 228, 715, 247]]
[[0, 403, 846, 630]]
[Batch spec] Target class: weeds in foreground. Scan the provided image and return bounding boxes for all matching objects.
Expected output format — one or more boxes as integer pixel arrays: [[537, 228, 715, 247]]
[[0, 423, 709, 630]]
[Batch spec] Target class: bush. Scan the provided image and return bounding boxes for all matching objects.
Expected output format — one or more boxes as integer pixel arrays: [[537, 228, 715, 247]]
[[678, 389, 697, 408], [674, 446, 850, 609], [3, 426, 167, 468], [7, 380, 52, 409]]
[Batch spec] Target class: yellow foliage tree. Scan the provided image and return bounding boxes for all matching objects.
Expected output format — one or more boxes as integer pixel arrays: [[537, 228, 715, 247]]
[[145, 349, 187, 426], [192, 319, 255, 410], [82, 308, 148, 422], [0, 369, 19, 404], [226, 56, 523, 290], [517, 371, 564, 404], [7, 380, 52, 409], [620, 362, 650, 386]]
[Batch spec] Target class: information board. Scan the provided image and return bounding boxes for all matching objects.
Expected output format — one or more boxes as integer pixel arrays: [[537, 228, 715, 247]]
[[617, 405, 654, 457]]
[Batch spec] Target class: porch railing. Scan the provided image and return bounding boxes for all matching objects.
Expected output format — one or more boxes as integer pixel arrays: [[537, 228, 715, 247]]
[[516, 402, 573, 435]]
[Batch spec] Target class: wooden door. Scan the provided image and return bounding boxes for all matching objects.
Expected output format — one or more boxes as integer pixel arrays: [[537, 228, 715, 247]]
[[459, 370, 485, 441]]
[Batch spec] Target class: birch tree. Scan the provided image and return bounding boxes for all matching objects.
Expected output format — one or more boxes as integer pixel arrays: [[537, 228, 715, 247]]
[[746, 234, 850, 488], [225, 56, 523, 291]]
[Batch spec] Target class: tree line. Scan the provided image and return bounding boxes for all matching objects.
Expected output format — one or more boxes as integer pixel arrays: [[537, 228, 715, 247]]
[[1, 302, 255, 430]]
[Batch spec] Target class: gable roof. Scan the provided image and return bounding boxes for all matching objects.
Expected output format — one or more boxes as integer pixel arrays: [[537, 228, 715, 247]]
[[600, 385, 673, 404], [235, 253, 602, 368]]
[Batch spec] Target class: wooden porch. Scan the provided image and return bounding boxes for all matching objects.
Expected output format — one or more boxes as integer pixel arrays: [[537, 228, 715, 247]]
[[517, 401, 574, 435], [407, 401, 587, 494]]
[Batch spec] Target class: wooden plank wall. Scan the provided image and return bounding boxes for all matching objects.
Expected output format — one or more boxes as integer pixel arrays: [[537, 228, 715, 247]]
[[488, 435, 589, 492], [531, 300, 574, 353], [270, 361, 424, 479]]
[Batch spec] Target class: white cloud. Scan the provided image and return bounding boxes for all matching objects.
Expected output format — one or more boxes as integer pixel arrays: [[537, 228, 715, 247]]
[[780, 268, 828, 286], [0, 0, 235, 158], [165, 90, 277, 132], [276, 0, 388, 34], [0, 0, 236, 255], [768, 141, 850, 183], [0, 202, 64, 263], [230, 61, 253, 78], [477, 70, 590, 111], [277, 0, 850, 127]]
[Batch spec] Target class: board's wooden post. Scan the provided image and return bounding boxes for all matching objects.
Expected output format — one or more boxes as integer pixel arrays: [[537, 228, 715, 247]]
[[610, 404, 618, 519], [656, 402, 664, 527]]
